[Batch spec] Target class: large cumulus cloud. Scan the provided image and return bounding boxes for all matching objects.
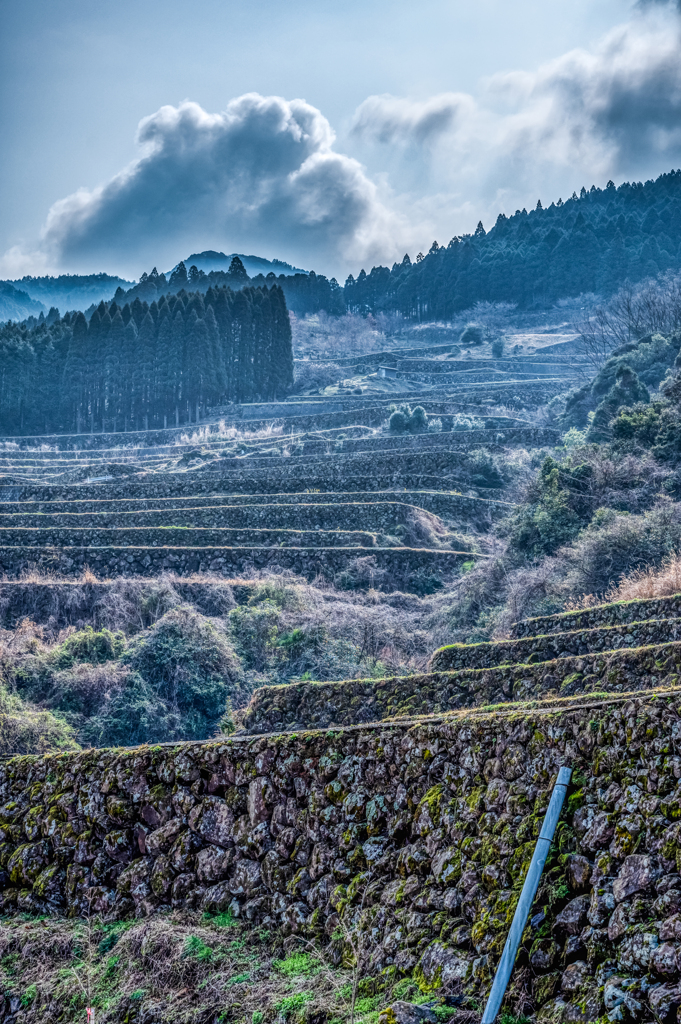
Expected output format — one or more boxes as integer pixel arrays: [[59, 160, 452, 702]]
[[352, 18, 681, 228], [41, 94, 398, 276]]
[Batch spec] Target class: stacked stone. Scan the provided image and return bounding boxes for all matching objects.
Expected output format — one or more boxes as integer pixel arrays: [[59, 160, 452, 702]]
[[3, 698, 681, 1020]]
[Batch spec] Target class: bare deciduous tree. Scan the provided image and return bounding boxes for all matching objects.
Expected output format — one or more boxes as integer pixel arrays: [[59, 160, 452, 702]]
[[579, 272, 681, 371]]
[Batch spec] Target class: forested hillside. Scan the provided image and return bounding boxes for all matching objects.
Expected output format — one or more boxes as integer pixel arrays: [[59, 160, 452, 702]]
[[5, 273, 133, 313], [0, 283, 292, 434], [345, 168, 681, 317], [114, 257, 344, 318]]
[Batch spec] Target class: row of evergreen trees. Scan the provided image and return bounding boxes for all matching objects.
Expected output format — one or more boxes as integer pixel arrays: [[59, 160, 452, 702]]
[[113, 256, 345, 318], [0, 284, 293, 435], [345, 169, 681, 318]]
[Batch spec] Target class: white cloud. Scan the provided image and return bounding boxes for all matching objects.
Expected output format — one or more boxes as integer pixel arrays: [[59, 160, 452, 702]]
[[351, 17, 681, 232]]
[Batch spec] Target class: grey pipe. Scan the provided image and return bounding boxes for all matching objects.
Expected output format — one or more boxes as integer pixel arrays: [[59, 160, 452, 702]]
[[481, 765, 572, 1024]]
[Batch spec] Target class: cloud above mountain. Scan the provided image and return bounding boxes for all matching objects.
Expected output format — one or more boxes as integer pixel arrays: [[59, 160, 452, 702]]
[[39, 94, 399, 277]]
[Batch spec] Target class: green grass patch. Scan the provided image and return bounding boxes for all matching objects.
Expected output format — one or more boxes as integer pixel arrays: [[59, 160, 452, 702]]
[[272, 951, 319, 977], [275, 992, 314, 1017], [183, 935, 214, 961], [20, 984, 37, 1007], [226, 972, 250, 986]]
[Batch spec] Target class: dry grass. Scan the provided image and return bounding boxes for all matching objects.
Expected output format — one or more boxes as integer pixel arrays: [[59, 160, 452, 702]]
[[0, 913, 445, 1024], [569, 550, 681, 607], [177, 422, 285, 446]]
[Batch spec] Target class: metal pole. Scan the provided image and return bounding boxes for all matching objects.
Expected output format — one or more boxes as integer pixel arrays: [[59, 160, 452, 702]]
[[481, 765, 572, 1024]]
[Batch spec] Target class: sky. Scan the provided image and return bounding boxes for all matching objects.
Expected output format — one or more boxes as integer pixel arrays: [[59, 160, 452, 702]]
[[1, 0, 680, 280]]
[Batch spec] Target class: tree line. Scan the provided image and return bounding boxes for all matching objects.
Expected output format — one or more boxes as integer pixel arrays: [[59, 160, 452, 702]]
[[109, 255, 345, 318], [0, 282, 293, 435], [344, 169, 681, 318]]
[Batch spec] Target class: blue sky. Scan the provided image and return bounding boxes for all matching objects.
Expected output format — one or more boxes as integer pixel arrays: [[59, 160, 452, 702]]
[[1, 0, 679, 279]]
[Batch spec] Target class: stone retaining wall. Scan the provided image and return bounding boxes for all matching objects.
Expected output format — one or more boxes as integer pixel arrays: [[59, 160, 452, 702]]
[[0, 527, 378, 550], [430, 618, 681, 671], [0, 490, 515, 520], [0, 544, 473, 585], [240, 641, 681, 733], [0, 501, 438, 533], [514, 595, 681, 638], [5, 694, 681, 1021]]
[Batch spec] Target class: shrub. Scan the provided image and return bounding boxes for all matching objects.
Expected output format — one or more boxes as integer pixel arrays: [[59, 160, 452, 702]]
[[451, 413, 484, 431], [558, 500, 681, 596], [52, 626, 126, 669], [387, 403, 429, 433], [508, 457, 581, 556], [229, 602, 280, 671], [468, 451, 505, 488], [459, 324, 483, 346], [563, 331, 679, 429], [586, 364, 650, 442], [388, 410, 409, 433], [0, 682, 78, 755], [127, 607, 242, 737], [409, 405, 427, 431], [491, 339, 504, 358], [427, 417, 443, 433]]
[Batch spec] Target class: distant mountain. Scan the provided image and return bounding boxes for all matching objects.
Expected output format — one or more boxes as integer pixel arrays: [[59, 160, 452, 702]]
[[3, 273, 134, 315], [175, 251, 308, 277], [0, 282, 46, 322]]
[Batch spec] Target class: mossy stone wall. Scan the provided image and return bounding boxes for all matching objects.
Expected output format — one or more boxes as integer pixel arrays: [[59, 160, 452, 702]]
[[0, 543, 473, 585], [4, 695, 681, 1020], [514, 595, 681, 638], [0, 490, 513, 521], [430, 619, 681, 672], [240, 641, 681, 733]]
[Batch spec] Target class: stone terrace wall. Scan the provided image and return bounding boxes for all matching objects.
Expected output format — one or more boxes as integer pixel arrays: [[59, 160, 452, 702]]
[[240, 641, 681, 733], [0, 543, 473, 585], [6, 694, 681, 1021], [0, 491, 514, 521], [514, 595, 681, 638], [0, 501, 445, 532], [430, 619, 681, 672], [0, 527, 379, 549]]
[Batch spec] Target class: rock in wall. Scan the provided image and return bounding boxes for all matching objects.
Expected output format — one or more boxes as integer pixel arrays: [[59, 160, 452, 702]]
[[4, 694, 681, 1019]]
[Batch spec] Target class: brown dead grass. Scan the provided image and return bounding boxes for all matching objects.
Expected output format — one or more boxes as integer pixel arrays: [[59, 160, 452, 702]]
[[568, 550, 681, 608], [0, 912, 444, 1024]]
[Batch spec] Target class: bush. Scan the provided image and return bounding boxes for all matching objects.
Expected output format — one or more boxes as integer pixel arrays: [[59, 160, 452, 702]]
[[491, 339, 504, 358], [388, 409, 409, 433], [409, 405, 427, 431], [229, 602, 280, 671], [559, 500, 681, 596], [459, 325, 483, 346], [612, 394, 681, 464], [451, 413, 484, 431], [0, 683, 78, 755], [508, 456, 582, 556], [586, 365, 650, 442], [387, 404, 429, 433], [127, 607, 242, 737], [52, 626, 126, 669], [563, 331, 679, 429]]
